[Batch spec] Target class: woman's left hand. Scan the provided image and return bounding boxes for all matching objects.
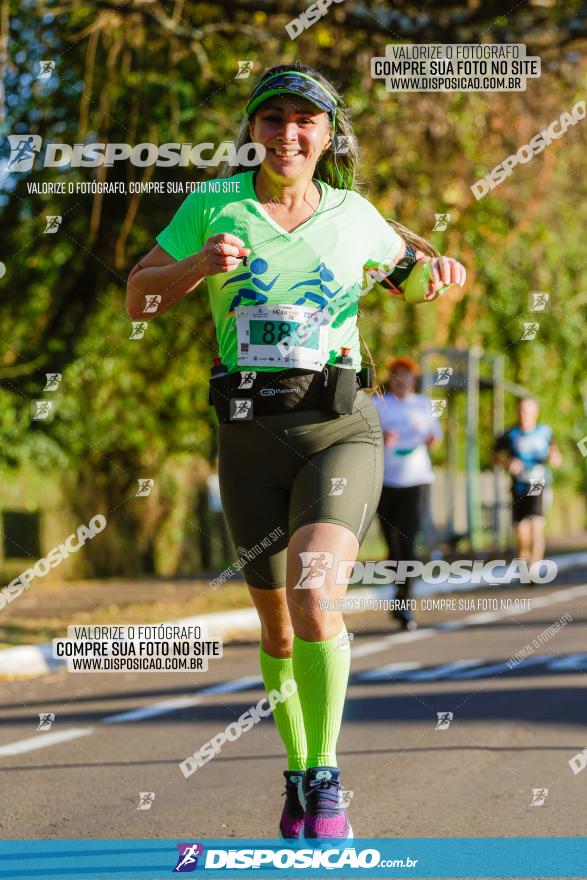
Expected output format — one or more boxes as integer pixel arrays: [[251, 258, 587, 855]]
[[425, 257, 466, 300]]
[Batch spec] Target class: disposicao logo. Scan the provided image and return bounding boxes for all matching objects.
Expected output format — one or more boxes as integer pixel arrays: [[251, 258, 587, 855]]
[[174, 843, 204, 872], [2, 136, 265, 171]]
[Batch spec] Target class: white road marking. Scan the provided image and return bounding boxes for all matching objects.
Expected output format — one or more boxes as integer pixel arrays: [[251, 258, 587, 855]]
[[403, 658, 485, 682], [101, 675, 262, 724], [358, 662, 423, 682], [357, 651, 587, 684], [0, 727, 94, 756], [2, 585, 585, 757], [351, 583, 587, 660], [546, 653, 587, 671], [455, 653, 547, 680]]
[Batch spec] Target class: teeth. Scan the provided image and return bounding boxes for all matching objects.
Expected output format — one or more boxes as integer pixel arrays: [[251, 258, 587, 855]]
[[273, 149, 300, 157]]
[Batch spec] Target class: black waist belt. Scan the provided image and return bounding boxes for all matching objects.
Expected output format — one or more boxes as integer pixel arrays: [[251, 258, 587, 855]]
[[209, 365, 373, 423]]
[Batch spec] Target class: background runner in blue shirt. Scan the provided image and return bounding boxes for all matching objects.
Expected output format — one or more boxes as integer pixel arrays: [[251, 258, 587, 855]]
[[494, 396, 562, 567]]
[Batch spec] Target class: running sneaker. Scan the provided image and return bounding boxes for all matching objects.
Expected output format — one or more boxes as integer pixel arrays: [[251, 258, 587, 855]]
[[279, 770, 305, 839], [303, 766, 353, 839]]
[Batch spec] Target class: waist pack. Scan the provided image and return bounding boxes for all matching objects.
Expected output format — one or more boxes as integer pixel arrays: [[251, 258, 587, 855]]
[[209, 365, 373, 423]]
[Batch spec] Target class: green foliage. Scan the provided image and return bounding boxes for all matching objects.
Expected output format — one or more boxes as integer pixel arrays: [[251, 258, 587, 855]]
[[1, 2, 586, 574]]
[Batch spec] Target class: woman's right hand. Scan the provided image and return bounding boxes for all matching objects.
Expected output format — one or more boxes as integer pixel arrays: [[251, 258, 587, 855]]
[[198, 233, 250, 276]]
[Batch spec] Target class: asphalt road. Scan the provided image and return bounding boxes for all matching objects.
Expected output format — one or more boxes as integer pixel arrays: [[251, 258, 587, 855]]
[[1, 578, 586, 844]]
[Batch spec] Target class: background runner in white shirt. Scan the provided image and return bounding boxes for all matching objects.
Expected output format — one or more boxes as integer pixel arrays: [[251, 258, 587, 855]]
[[373, 357, 441, 630]]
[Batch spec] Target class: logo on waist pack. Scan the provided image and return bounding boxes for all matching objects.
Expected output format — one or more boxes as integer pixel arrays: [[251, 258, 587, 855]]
[[259, 387, 295, 396]]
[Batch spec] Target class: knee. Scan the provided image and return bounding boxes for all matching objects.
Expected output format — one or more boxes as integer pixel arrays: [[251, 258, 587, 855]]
[[261, 624, 294, 659], [293, 611, 343, 643]]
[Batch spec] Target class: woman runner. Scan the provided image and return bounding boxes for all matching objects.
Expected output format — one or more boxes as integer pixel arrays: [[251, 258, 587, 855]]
[[374, 357, 442, 631], [126, 64, 466, 839]]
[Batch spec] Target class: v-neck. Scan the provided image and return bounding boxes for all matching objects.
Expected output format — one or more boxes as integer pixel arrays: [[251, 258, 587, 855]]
[[245, 171, 326, 238]]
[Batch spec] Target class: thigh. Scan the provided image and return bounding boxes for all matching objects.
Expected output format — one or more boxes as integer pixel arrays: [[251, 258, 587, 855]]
[[288, 393, 384, 544], [286, 521, 359, 642], [218, 426, 289, 589]]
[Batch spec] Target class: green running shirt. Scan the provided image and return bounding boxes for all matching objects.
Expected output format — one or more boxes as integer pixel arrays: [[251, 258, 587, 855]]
[[156, 170, 403, 373]]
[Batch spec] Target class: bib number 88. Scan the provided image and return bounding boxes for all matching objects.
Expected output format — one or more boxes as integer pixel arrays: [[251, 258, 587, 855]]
[[262, 321, 292, 344]]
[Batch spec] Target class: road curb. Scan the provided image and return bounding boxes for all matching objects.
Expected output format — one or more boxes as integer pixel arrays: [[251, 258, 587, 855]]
[[2, 551, 585, 679]]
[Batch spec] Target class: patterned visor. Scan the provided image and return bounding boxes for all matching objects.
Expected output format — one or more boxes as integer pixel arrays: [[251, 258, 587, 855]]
[[246, 71, 338, 120]]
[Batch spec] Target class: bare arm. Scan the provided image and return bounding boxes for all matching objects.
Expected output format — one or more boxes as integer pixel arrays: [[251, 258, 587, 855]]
[[125, 233, 250, 320], [549, 443, 562, 468], [125, 245, 205, 320]]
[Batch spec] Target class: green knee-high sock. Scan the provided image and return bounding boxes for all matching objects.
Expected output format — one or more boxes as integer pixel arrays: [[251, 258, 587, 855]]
[[292, 625, 351, 768], [259, 647, 307, 771]]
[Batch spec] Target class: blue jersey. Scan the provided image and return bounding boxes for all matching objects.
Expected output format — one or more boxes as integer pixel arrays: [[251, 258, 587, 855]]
[[495, 424, 553, 492]]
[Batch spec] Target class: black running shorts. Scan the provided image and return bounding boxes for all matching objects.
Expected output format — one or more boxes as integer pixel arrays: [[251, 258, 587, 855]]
[[218, 390, 384, 589], [511, 485, 544, 522]]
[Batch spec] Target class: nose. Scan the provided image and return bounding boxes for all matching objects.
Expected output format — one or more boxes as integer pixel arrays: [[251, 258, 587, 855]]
[[276, 121, 298, 143]]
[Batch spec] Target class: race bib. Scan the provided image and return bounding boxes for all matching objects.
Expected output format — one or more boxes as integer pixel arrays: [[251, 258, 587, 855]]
[[235, 304, 329, 370]]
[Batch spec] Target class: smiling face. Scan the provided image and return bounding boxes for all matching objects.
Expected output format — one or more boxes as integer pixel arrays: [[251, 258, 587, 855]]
[[250, 94, 332, 181]]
